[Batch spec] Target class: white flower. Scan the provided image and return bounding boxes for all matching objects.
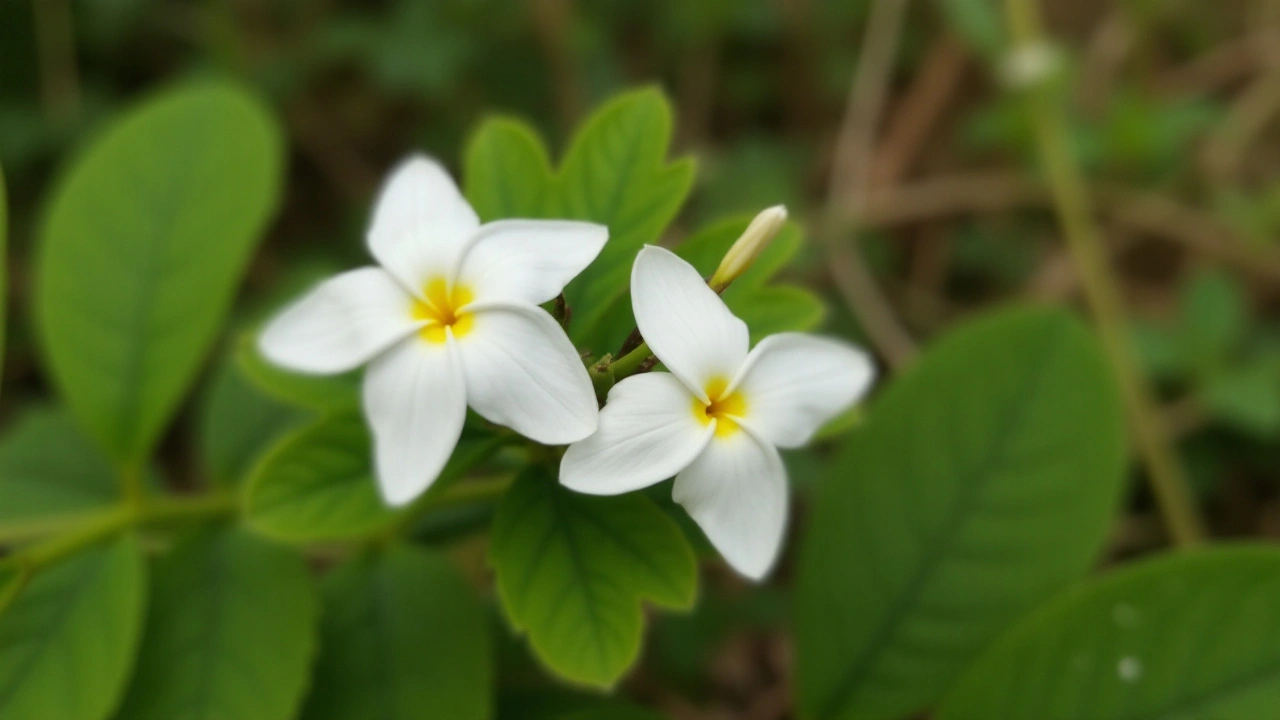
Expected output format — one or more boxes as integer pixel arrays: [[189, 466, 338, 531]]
[[260, 155, 606, 506], [560, 245, 875, 579]]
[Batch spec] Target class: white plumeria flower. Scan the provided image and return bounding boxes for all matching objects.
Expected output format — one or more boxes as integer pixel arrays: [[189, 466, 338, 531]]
[[260, 155, 606, 506], [560, 245, 875, 579]]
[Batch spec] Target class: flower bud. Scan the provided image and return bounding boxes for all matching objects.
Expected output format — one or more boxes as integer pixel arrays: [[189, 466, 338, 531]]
[[710, 205, 788, 290]]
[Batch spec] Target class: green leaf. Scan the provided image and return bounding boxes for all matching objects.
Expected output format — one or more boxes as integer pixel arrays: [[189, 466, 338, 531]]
[[236, 332, 359, 412], [35, 81, 283, 467], [244, 410, 500, 542], [199, 352, 309, 487], [489, 467, 697, 688], [116, 527, 316, 720], [464, 116, 555, 222], [0, 536, 146, 720], [559, 88, 695, 353], [796, 305, 1127, 720], [675, 216, 824, 341], [938, 546, 1280, 720], [463, 89, 695, 356], [0, 406, 119, 540], [932, 0, 1005, 60], [1178, 268, 1247, 373], [1202, 356, 1280, 436], [302, 546, 492, 720], [243, 411, 394, 542]]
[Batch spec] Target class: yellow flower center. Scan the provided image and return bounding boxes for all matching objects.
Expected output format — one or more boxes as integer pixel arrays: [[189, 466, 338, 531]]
[[693, 376, 747, 438], [412, 277, 475, 344]]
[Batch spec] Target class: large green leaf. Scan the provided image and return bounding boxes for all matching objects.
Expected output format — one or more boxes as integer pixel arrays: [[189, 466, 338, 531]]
[[199, 352, 309, 487], [489, 467, 697, 688], [939, 546, 1280, 720], [115, 527, 315, 720], [302, 546, 492, 720], [236, 333, 359, 413], [462, 89, 694, 356], [0, 406, 119, 540], [36, 81, 282, 467], [675, 215, 824, 341], [0, 536, 146, 720], [244, 410, 500, 542], [464, 116, 555, 222], [796, 305, 1127, 720]]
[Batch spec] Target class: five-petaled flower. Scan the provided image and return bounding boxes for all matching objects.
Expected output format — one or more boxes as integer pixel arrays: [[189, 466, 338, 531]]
[[560, 245, 875, 580], [260, 155, 606, 506]]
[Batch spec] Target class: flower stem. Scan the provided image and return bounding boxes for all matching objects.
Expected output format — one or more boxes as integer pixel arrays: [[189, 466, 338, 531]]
[[608, 341, 652, 381], [1004, 0, 1206, 546]]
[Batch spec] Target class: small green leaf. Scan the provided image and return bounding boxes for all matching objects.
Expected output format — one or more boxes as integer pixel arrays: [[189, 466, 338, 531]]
[[244, 410, 500, 542], [675, 215, 824, 341], [116, 527, 316, 720], [0, 536, 146, 720], [236, 332, 359, 412], [1178, 268, 1247, 373], [938, 546, 1280, 720], [463, 89, 695, 356], [199, 352, 309, 487], [1202, 356, 1280, 436], [302, 546, 492, 720], [464, 116, 556, 222], [490, 467, 697, 688], [796, 305, 1126, 720], [560, 88, 695, 353], [0, 406, 119, 540], [243, 411, 394, 542], [36, 81, 283, 467]]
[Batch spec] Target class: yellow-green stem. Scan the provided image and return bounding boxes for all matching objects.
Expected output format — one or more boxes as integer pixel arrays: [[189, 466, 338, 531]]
[[609, 341, 652, 380], [1004, 0, 1205, 546]]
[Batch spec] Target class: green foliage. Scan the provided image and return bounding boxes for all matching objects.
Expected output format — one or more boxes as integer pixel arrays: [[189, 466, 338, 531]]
[[0, 162, 6, 385], [938, 546, 1280, 719], [243, 411, 396, 542], [303, 546, 492, 720], [116, 527, 316, 720], [796, 305, 1127, 720], [675, 215, 824, 341], [490, 467, 697, 688], [0, 407, 119, 536], [35, 81, 282, 468], [463, 88, 696, 355], [244, 410, 500, 542], [236, 332, 360, 413], [0, 536, 146, 720], [199, 353, 309, 488]]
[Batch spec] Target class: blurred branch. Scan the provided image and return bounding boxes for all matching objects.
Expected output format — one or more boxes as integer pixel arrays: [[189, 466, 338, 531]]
[[1076, 10, 1135, 116], [287, 103, 379, 202], [1004, 0, 1207, 547], [870, 34, 969, 186], [819, 0, 917, 371], [32, 0, 80, 122], [857, 170, 1280, 282]]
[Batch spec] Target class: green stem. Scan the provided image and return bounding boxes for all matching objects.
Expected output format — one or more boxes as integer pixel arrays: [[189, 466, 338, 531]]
[[608, 341, 652, 381], [1004, 0, 1206, 546]]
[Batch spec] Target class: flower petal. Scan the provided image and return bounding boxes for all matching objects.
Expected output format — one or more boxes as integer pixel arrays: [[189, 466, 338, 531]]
[[362, 336, 466, 506], [258, 267, 418, 374], [731, 333, 876, 448], [673, 428, 788, 580], [560, 372, 714, 496], [455, 220, 608, 306], [455, 302, 597, 445], [367, 155, 480, 294], [631, 245, 749, 399]]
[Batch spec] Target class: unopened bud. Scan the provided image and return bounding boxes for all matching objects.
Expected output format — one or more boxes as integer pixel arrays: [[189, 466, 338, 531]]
[[710, 205, 788, 290]]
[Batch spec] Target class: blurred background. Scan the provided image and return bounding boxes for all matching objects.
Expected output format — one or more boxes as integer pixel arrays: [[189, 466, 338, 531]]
[[4, 0, 1280, 717]]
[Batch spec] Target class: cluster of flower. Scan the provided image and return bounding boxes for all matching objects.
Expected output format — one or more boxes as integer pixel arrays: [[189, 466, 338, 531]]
[[260, 156, 874, 579]]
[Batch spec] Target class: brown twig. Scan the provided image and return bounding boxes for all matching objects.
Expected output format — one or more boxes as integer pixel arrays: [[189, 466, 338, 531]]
[[818, 0, 917, 370], [855, 170, 1280, 281]]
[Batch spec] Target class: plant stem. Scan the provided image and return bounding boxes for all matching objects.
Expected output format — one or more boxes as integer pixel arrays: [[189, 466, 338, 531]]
[[1004, 0, 1206, 546], [609, 342, 652, 380]]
